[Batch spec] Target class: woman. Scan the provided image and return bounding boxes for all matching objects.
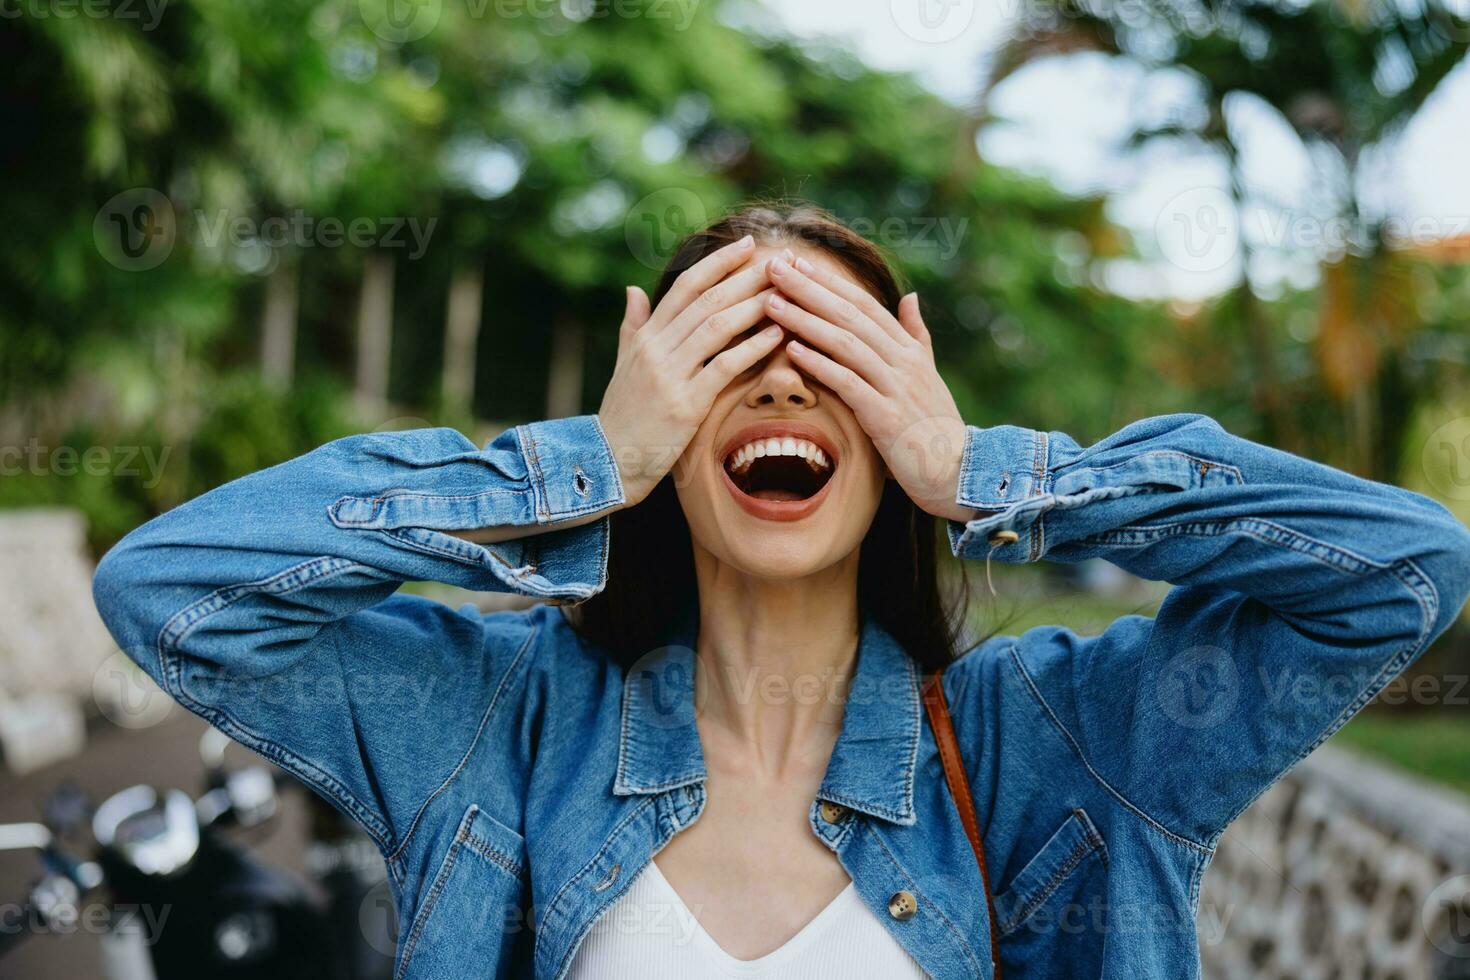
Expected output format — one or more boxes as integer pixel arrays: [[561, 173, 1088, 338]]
[[94, 203, 1470, 979]]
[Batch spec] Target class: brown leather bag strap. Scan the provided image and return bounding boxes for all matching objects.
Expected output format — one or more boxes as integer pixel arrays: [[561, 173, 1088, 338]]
[[922, 671, 1002, 978]]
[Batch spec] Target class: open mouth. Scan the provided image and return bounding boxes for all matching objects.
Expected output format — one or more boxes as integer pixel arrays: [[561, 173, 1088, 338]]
[[724, 437, 835, 501]]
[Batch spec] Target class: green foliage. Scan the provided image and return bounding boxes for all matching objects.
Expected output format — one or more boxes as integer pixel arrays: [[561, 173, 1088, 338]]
[[3, 0, 1466, 565], [1332, 710, 1470, 795]]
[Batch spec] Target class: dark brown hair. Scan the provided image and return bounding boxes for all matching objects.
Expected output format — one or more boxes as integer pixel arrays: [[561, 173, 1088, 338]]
[[570, 201, 964, 674]]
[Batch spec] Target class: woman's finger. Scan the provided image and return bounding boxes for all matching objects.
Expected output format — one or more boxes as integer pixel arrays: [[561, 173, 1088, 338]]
[[675, 287, 780, 371], [763, 292, 892, 389], [792, 256, 914, 347], [896, 292, 931, 347], [693, 324, 786, 400], [647, 234, 756, 332], [659, 259, 779, 351], [783, 338, 884, 416], [617, 285, 651, 349], [767, 257, 902, 360]]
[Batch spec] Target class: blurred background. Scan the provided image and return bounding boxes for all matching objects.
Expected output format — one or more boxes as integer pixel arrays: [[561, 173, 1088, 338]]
[[2, 0, 1469, 977]]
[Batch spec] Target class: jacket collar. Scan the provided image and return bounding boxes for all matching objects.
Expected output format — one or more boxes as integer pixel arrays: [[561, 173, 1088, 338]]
[[613, 613, 921, 826]]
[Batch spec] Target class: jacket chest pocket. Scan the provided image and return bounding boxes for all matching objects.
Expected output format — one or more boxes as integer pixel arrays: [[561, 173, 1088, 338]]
[[995, 808, 1108, 951], [396, 805, 529, 980]]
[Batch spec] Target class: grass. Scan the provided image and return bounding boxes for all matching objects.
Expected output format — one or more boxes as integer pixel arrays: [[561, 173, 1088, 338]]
[[1329, 712, 1470, 796]]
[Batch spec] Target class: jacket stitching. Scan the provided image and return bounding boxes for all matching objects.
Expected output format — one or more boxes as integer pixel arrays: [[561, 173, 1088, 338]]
[[539, 795, 659, 974], [1079, 518, 1389, 576], [328, 487, 525, 527], [1059, 452, 1244, 486], [395, 805, 476, 980], [461, 831, 524, 879], [616, 655, 706, 794], [1030, 430, 1048, 561], [1005, 645, 1213, 855], [517, 424, 549, 521], [895, 655, 920, 822], [388, 623, 540, 864], [155, 557, 397, 850], [864, 822, 984, 975], [589, 414, 627, 505], [158, 554, 361, 653], [997, 832, 1105, 936], [1203, 555, 1437, 842], [171, 698, 394, 853]]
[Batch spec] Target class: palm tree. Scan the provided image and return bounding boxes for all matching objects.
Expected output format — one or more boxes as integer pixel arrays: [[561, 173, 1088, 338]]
[[986, 0, 1469, 478]]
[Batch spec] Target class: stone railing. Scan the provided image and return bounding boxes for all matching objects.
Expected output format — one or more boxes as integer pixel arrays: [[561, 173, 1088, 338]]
[[1201, 743, 1470, 979], [0, 509, 120, 773]]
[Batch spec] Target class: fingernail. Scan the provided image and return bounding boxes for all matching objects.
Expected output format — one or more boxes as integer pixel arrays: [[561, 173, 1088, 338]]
[[736, 234, 753, 248], [795, 257, 814, 274], [781, 248, 795, 262], [769, 258, 788, 275], [763, 325, 782, 338], [767, 294, 786, 311], [788, 340, 806, 353]]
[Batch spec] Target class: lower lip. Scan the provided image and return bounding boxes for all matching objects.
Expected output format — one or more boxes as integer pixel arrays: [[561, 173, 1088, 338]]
[[720, 464, 835, 522]]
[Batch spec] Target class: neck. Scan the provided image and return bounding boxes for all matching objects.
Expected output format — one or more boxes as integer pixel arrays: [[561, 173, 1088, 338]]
[[691, 545, 861, 776]]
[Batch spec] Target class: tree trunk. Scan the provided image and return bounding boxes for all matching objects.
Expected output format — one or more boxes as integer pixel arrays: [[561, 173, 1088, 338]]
[[260, 255, 298, 388], [355, 251, 395, 419], [545, 313, 585, 420], [441, 262, 484, 416]]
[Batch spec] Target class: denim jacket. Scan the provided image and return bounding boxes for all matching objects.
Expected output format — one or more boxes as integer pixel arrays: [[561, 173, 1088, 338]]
[[92, 413, 1470, 979]]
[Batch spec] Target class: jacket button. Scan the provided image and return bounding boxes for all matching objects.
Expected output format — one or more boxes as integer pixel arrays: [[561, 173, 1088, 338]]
[[988, 529, 1019, 547], [887, 890, 918, 921], [818, 801, 850, 824]]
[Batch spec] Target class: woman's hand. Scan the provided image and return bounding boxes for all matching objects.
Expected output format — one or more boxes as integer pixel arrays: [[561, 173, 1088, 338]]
[[763, 255, 975, 523], [598, 235, 788, 507]]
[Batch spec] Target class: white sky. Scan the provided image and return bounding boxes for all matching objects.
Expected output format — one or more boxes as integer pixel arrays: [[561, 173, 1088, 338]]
[[758, 0, 1470, 300]]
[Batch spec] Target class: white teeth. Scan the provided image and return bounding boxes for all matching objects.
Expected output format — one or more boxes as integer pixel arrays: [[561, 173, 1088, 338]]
[[725, 436, 835, 473]]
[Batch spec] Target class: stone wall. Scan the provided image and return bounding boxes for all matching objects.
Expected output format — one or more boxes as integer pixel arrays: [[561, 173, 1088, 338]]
[[1201, 744, 1470, 980]]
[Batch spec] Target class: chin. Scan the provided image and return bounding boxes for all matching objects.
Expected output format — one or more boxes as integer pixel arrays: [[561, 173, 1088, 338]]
[[702, 521, 851, 581]]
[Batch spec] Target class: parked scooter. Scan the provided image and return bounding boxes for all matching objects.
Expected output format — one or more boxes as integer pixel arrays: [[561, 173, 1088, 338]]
[[0, 728, 395, 980]]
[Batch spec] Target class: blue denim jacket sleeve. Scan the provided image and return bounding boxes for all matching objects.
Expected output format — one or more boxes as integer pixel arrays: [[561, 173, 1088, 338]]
[[948, 413, 1470, 845], [91, 416, 622, 855]]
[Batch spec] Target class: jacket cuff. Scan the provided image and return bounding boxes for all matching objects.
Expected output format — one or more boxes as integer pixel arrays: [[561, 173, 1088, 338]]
[[514, 415, 626, 523], [946, 424, 1051, 562]]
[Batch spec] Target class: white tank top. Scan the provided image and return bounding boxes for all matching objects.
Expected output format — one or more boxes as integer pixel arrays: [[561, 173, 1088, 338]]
[[567, 861, 929, 979]]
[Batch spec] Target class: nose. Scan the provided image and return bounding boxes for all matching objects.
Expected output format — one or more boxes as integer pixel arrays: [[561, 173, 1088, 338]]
[[744, 346, 817, 409]]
